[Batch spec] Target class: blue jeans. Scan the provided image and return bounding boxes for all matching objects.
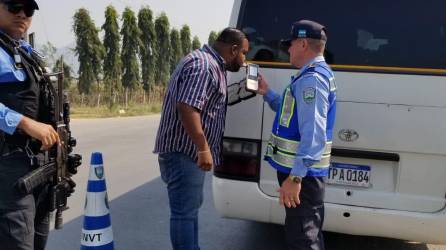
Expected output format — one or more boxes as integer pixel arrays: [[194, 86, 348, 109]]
[[158, 152, 205, 250]]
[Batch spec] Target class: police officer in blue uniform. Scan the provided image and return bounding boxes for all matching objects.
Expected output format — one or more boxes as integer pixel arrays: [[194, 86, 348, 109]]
[[258, 20, 336, 250], [0, 0, 60, 249]]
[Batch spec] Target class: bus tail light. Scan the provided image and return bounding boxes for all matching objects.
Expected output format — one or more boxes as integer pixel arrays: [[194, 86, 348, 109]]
[[214, 137, 261, 182]]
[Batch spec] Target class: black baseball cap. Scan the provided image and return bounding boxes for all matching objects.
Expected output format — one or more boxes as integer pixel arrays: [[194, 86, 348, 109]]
[[281, 19, 327, 47], [1, 0, 39, 10]]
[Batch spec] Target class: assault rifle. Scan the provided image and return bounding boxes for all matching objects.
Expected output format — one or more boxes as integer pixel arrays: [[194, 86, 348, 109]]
[[16, 65, 82, 229]]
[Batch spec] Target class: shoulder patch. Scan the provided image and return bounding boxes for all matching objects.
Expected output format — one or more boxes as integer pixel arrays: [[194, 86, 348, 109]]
[[303, 87, 316, 104]]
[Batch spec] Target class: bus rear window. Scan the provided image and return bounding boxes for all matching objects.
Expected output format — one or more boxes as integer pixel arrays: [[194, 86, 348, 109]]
[[238, 0, 446, 70]]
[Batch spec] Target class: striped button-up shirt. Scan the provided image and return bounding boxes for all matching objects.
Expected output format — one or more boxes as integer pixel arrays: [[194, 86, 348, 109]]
[[154, 45, 227, 166]]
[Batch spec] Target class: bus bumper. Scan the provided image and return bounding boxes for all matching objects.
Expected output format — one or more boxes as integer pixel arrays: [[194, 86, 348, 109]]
[[212, 176, 446, 244]]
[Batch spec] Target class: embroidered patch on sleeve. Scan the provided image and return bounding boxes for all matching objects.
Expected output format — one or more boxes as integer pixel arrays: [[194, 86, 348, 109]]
[[303, 87, 316, 104]]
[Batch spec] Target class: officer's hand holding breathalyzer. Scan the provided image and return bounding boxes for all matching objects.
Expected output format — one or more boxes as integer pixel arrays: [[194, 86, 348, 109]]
[[257, 73, 269, 96]]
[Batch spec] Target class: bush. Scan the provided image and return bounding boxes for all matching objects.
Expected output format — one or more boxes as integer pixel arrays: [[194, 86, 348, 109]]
[[67, 83, 165, 118]]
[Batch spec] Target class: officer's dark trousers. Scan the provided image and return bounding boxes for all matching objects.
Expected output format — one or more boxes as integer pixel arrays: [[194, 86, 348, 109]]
[[278, 171, 326, 250], [0, 152, 50, 250]]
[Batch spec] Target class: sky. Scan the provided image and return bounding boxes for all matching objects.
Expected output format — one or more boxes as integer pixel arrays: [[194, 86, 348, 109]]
[[29, 0, 235, 48]]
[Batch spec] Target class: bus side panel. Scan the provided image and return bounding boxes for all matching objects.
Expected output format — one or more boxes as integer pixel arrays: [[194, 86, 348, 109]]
[[224, 71, 264, 140]]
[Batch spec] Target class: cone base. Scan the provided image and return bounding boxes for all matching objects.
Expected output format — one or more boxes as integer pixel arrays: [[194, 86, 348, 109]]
[[81, 241, 114, 249]]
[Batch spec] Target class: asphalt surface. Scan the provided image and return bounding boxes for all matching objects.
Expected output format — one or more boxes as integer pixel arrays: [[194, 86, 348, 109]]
[[46, 115, 445, 250]]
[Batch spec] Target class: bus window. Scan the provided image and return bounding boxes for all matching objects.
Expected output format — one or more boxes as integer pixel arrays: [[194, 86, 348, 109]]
[[238, 0, 446, 71]]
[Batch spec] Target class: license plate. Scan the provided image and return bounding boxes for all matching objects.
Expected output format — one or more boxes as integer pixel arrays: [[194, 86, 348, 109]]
[[327, 163, 371, 187]]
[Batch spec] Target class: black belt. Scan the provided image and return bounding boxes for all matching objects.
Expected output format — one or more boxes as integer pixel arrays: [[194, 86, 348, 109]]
[[0, 145, 24, 157], [1, 133, 41, 153], [3, 133, 29, 148], [1, 133, 27, 157]]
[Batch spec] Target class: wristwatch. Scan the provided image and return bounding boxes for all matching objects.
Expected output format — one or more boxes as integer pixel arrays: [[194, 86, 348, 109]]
[[288, 175, 302, 184]]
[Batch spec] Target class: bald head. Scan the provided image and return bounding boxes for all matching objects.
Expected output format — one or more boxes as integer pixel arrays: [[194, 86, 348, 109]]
[[212, 27, 249, 72], [214, 27, 247, 47]]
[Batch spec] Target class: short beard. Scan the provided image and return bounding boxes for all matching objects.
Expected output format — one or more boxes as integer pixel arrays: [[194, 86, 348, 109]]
[[225, 62, 241, 72]]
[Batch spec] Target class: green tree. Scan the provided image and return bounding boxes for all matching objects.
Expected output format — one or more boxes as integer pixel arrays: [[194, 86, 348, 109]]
[[154, 13, 170, 86], [180, 25, 191, 56], [73, 8, 105, 94], [52, 56, 72, 88], [169, 28, 182, 74], [121, 7, 141, 91], [102, 5, 122, 106], [192, 36, 201, 50], [138, 6, 157, 92], [208, 31, 218, 46]]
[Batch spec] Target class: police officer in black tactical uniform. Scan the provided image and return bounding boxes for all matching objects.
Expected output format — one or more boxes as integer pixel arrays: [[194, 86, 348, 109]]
[[0, 0, 61, 249]]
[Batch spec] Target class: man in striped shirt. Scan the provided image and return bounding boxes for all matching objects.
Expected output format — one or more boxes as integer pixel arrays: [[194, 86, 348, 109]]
[[154, 28, 248, 250]]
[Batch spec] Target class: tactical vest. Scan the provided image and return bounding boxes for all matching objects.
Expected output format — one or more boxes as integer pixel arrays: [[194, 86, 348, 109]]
[[0, 33, 54, 147], [264, 61, 337, 177]]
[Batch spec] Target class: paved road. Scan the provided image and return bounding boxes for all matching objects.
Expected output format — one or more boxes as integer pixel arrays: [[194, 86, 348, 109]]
[[46, 115, 445, 250]]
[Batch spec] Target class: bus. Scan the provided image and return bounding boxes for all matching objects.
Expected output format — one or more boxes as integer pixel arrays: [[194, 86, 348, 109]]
[[213, 0, 446, 244]]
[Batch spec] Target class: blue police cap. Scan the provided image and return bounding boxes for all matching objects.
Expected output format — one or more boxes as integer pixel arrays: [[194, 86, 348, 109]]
[[1, 0, 39, 10], [281, 20, 327, 47]]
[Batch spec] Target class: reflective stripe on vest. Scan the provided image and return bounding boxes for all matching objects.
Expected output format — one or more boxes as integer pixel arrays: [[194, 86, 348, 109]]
[[268, 134, 332, 155], [265, 144, 331, 168], [329, 77, 337, 91], [279, 88, 295, 127], [265, 134, 332, 169], [314, 73, 337, 92]]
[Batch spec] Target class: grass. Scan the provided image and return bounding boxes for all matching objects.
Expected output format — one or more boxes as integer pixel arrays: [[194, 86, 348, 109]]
[[71, 103, 162, 118]]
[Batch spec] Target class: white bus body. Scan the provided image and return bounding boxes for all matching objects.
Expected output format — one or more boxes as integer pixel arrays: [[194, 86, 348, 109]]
[[213, 0, 446, 244]]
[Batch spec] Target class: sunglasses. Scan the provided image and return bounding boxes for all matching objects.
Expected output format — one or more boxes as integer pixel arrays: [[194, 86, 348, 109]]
[[4, 3, 35, 17]]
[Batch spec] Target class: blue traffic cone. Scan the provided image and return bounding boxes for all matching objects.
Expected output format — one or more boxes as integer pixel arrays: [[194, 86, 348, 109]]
[[80, 152, 114, 250]]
